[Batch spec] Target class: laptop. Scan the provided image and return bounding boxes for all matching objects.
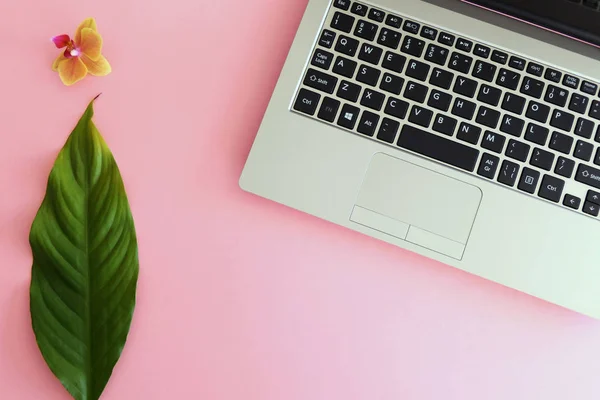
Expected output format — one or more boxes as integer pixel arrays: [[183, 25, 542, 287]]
[[239, 0, 600, 318]]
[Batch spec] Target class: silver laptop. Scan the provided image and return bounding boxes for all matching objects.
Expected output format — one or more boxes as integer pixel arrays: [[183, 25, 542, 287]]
[[239, 0, 600, 318]]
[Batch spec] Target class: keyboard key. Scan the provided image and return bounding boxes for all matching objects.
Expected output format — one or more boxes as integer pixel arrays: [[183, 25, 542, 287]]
[[500, 114, 525, 136], [545, 68, 562, 83], [524, 123, 549, 145], [385, 14, 402, 29], [433, 114, 457, 135], [550, 109, 575, 132], [377, 28, 402, 49], [563, 74, 579, 89], [587, 190, 600, 204], [457, 122, 481, 144], [420, 26, 438, 40], [590, 100, 600, 121], [382, 51, 406, 73], [527, 62, 544, 77], [509, 56, 526, 70], [569, 94, 590, 114], [491, 50, 508, 65], [478, 153, 500, 179], [337, 80, 362, 102], [384, 97, 409, 119], [584, 201, 600, 217], [331, 12, 355, 33], [544, 85, 569, 107], [430, 68, 454, 89], [358, 43, 383, 64], [501, 93, 526, 115], [473, 44, 491, 58], [576, 164, 600, 189], [520, 77, 544, 98], [356, 64, 381, 86], [506, 139, 530, 162], [449, 52, 473, 74], [498, 160, 520, 186], [304, 68, 338, 94], [404, 81, 428, 103], [357, 111, 380, 136], [438, 32, 455, 46], [476, 106, 500, 128], [319, 30, 336, 48], [380, 73, 404, 95], [311, 49, 334, 70], [456, 38, 473, 52], [477, 84, 502, 106], [351, 2, 368, 16], [408, 105, 433, 127], [582, 81, 598, 95], [595, 148, 600, 166], [518, 167, 540, 194], [337, 103, 360, 129], [294, 88, 321, 115], [453, 76, 478, 97], [550, 131, 574, 154], [333, 0, 351, 10], [481, 130, 506, 153], [401, 36, 425, 57], [574, 118, 594, 139], [335, 35, 359, 56], [496, 68, 520, 90], [360, 88, 385, 110], [333, 56, 357, 78], [317, 97, 341, 122], [575, 140, 594, 161], [564, 194, 582, 209], [525, 101, 550, 123], [472, 60, 496, 82], [397, 125, 480, 172], [405, 59, 430, 82], [368, 8, 385, 22], [451, 98, 476, 120], [377, 118, 400, 143], [403, 20, 420, 34], [424, 44, 449, 66], [354, 20, 378, 41], [539, 175, 565, 202], [428, 89, 452, 111], [531, 148, 555, 171], [555, 156, 575, 178]]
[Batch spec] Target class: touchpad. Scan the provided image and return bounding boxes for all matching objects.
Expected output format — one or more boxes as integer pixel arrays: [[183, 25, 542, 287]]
[[351, 153, 482, 260]]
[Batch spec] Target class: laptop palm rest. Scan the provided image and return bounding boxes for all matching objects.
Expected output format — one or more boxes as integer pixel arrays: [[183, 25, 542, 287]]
[[350, 153, 482, 260]]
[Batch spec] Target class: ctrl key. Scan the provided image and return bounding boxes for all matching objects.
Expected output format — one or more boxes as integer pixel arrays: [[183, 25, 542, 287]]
[[293, 88, 321, 115], [538, 175, 565, 203]]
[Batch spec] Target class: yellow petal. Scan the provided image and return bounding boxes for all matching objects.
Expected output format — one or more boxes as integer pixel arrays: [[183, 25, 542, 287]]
[[81, 54, 111, 76], [75, 17, 97, 44], [52, 53, 67, 72], [57, 57, 88, 86], [79, 28, 102, 61]]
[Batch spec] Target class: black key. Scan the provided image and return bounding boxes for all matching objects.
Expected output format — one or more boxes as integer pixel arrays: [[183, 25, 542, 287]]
[[451, 98, 476, 120], [333, 0, 351, 10], [576, 164, 600, 189], [368, 8, 385, 22], [478, 153, 500, 179], [438, 32, 455, 46], [357, 111, 380, 136], [481, 130, 506, 153], [294, 88, 321, 115], [377, 28, 402, 49], [335, 35, 359, 56], [304, 68, 338, 94], [500, 114, 525, 137], [549, 131, 574, 154], [505, 139, 530, 162], [509, 56, 526, 70], [384, 97, 409, 119], [377, 118, 400, 143], [550, 109, 575, 132], [356, 64, 381, 86], [498, 160, 520, 186], [491, 50, 508, 65], [518, 167, 541, 194], [351, 2, 368, 16], [404, 81, 428, 103], [457, 122, 482, 144], [587, 190, 600, 204], [524, 123, 549, 145], [380, 73, 404, 95], [501, 93, 526, 115], [539, 175, 565, 202], [385, 14, 402, 29], [575, 140, 594, 161], [575, 117, 595, 139], [358, 43, 383, 65], [527, 62, 544, 77], [595, 148, 600, 166], [545, 68, 562, 83], [433, 114, 458, 136], [453, 76, 478, 97], [319, 30, 336, 48], [525, 101, 551, 123], [472, 60, 496, 82], [477, 84, 502, 106], [476, 106, 501, 129], [473, 44, 491, 58], [555, 156, 575, 178], [420, 26, 438, 40], [569, 94, 590, 114], [449, 52, 473, 74], [563, 194, 581, 209], [456, 38, 473, 52], [332, 56, 357, 78], [381, 51, 407, 73], [337, 80, 362, 102], [590, 100, 600, 121], [430, 68, 454, 89], [584, 201, 600, 217], [582, 81, 598, 95], [331, 12, 355, 33], [317, 97, 341, 122], [397, 125, 480, 172], [531, 148, 555, 171], [403, 20, 420, 34], [544, 85, 568, 107], [596, 126, 600, 143], [360, 88, 385, 110], [405, 59, 430, 82], [337, 103, 360, 129], [424, 44, 449, 66], [520, 77, 544, 99], [311, 49, 334, 70], [354, 20, 378, 41], [428, 89, 452, 111], [408, 105, 433, 127], [563, 74, 579, 89], [401, 36, 425, 58], [496, 68, 520, 90]]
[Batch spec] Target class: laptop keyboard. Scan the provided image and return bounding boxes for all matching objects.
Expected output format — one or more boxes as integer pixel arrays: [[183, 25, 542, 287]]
[[567, 0, 600, 11], [292, 0, 600, 219]]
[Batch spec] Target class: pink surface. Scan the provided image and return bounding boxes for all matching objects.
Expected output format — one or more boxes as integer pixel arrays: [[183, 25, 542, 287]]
[[1, 0, 600, 399]]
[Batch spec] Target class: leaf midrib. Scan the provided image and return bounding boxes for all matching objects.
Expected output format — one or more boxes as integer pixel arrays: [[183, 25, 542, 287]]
[[83, 119, 93, 400]]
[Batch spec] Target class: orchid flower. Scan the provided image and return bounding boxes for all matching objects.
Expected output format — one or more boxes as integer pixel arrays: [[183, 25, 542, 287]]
[[51, 18, 111, 86]]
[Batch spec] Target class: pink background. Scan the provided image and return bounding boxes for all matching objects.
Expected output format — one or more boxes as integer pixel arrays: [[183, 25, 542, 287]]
[[1, 0, 600, 399]]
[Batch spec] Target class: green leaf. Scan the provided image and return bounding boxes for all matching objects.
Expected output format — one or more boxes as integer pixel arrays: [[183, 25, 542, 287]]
[[29, 97, 139, 400]]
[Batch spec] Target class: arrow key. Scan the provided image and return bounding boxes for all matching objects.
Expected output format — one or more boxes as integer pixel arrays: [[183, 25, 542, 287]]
[[584, 201, 600, 217], [587, 190, 600, 205], [563, 194, 581, 210]]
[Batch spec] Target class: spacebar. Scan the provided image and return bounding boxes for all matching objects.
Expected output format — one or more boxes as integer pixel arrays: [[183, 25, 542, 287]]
[[397, 125, 480, 172]]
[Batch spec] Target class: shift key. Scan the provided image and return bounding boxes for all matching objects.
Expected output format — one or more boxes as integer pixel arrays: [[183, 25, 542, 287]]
[[304, 68, 338, 94], [576, 164, 600, 189]]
